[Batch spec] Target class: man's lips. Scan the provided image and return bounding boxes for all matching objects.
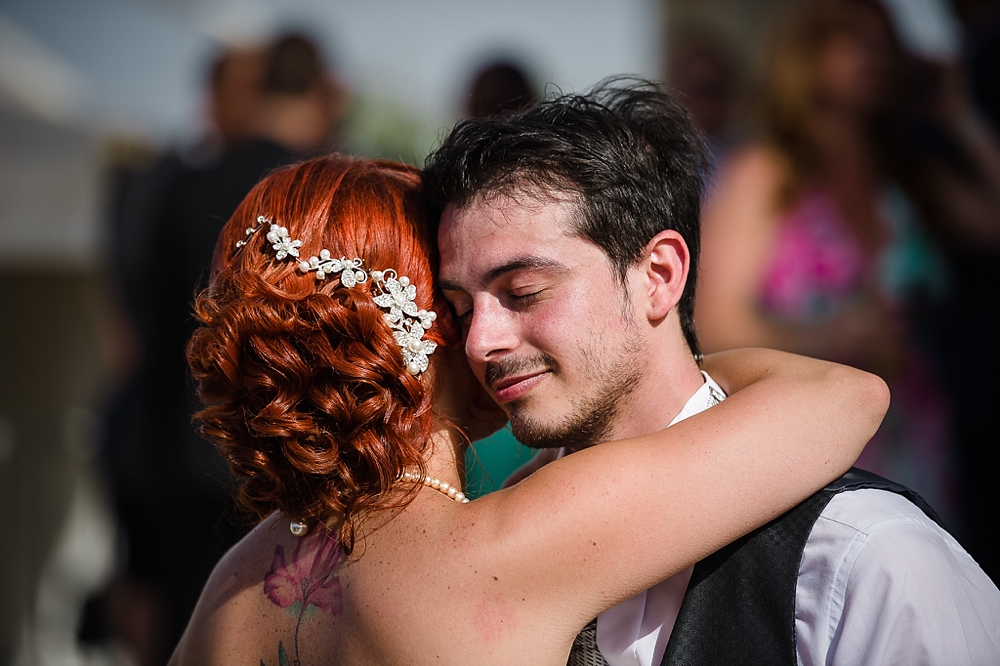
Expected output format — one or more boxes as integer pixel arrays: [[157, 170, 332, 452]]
[[491, 371, 549, 403]]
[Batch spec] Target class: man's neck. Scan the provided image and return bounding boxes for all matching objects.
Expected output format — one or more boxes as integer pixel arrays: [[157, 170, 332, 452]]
[[601, 349, 705, 443]]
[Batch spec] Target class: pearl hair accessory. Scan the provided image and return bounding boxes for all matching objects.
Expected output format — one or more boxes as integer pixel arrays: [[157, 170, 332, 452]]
[[237, 216, 438, 375], [289, 520, 309, 537]]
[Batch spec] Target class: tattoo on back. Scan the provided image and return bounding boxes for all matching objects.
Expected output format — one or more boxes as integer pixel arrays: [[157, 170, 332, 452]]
[[260, 532, 344, 666]]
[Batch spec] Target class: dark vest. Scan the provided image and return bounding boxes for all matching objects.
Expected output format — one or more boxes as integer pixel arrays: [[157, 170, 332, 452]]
[[660, 467, 942, 666]]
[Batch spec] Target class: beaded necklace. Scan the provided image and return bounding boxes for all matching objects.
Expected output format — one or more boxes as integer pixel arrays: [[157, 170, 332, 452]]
[[400, 470, 469, 504], [288, 472, 468, 537]]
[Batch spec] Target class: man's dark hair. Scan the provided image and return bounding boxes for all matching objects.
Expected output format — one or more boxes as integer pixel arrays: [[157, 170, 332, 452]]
[[423, 77, 711, 359]]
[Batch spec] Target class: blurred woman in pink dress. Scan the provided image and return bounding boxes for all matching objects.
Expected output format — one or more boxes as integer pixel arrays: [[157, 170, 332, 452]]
[[696, 0, 972, 521]]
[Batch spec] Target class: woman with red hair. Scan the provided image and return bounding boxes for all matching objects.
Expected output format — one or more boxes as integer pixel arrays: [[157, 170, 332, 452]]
[[170, 154, 884, 666]]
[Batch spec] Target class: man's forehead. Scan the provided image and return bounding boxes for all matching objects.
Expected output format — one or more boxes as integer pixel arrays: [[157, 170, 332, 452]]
[[438, 201, 568, 284], [441, 189, 579, 237], [470, 180, 579, 210], [438, 197, 615, 294]]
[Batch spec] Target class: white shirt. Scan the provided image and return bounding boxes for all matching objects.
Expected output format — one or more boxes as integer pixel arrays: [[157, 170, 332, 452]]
[[508, 373, 1000, 666], [796, 489, 1000, 666]]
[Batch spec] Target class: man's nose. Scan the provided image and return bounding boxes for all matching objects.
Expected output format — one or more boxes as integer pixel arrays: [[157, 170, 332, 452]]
[[464, 298, 519, 365]]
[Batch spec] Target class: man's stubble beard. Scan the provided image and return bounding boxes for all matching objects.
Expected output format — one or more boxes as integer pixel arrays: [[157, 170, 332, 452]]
[[500, 326, 646, 451]]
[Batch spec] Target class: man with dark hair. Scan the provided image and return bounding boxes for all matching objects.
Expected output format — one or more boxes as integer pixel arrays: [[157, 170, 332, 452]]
[[424, 78, 1000, 666], [430, 79, 706, 360]]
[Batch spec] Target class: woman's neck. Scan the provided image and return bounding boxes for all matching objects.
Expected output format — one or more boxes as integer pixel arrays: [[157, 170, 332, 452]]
[[420, 419, 467, 493]]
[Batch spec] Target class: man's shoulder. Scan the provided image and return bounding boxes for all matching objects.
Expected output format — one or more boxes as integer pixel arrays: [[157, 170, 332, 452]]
[[804, 487, 967, 576], [815, 487, 947, 540], [801, 486, 999, 626], [797, 491, 1000, 665]]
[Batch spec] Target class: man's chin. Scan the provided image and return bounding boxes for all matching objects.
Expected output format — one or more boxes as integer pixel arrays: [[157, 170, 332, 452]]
[[503, 405, 549, 448], [509, 423, 568, 450], [508, 397, 616, 451], [507, 410, 580, 450]]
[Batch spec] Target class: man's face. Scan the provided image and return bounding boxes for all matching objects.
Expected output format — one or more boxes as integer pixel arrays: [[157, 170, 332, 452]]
[[438, 195, 646, 450]]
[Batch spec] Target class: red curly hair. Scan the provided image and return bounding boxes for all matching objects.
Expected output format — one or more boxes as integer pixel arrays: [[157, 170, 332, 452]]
[[187, 155, 455, 551]]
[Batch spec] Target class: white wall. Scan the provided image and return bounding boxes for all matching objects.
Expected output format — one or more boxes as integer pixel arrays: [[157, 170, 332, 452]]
[[0, 0, 663, 262], [1, 0, 663, 141]]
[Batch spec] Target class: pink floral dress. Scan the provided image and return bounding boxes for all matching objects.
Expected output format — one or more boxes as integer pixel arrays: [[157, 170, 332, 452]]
[[758, 186, 955, 524]]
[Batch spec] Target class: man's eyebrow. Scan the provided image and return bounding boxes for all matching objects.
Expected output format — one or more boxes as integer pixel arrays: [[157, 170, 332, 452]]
[[439, 255, 567, 292]]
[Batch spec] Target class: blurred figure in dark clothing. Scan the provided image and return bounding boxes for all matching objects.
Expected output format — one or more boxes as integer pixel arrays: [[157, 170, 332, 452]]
[[934, 0, 1000, 583], [255, 33, 351, 154], [464, 60, 537, 119], [206, 46, 267, 148], [668, 33, 739, 160], [102, 47, 268, 355], [94, 33, 348, 665]]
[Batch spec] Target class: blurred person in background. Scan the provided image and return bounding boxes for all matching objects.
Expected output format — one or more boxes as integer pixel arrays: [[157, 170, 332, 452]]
[[933, 0, 1000, 583], [695, 0, 1000, 532], [254, 33, 351, 155], [92, 44, 270, 666], [205, 44, 269, 150], [93, 32, 349, 666], [464, 59, 538, 119], [668, 32, 739, 163]]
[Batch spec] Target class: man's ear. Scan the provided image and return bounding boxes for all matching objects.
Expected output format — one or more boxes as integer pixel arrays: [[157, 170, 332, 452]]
[[644, 230, 690, 321]]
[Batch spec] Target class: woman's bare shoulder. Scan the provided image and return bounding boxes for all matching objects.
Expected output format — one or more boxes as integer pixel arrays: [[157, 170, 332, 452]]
[[170, 513, 296, 665], [206, 513, 288, 601], [702, 143, 790, 242], [716, 144, 788, 188]]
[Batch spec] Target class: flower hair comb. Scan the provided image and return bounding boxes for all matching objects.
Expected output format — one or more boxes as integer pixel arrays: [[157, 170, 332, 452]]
[[237, 216, 437, 375]]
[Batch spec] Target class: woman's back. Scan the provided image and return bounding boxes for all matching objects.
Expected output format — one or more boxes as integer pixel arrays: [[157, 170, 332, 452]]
[[174, 497, 584, 666]]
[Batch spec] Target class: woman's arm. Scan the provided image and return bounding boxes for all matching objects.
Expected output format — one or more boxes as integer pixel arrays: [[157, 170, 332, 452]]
[[702, 347, 884, 410], [466, 349, 886, 629]]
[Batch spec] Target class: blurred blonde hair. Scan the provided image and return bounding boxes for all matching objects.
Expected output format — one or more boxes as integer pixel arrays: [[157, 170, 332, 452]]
[[758, 0, 902, 208]]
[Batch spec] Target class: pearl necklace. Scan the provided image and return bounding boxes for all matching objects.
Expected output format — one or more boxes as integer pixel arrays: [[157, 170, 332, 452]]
[[401, 470, 470, 503], [289, 471, 468, 536]]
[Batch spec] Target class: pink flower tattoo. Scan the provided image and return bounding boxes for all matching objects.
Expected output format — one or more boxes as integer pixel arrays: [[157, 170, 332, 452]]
[[262, 532, 344, 666]]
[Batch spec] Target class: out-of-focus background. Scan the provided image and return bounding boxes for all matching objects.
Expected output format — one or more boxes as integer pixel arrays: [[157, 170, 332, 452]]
[[1, 0, 997, 664]]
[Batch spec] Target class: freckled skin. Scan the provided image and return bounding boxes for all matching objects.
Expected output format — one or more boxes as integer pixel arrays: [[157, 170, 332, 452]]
[[473, 593, 519, 647]]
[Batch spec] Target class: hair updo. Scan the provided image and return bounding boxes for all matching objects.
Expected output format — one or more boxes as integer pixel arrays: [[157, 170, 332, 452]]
[[187, 155, 455, 551]]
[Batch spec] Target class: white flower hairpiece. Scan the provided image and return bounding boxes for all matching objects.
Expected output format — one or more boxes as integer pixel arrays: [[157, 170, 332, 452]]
[[237, 216, 437, 376]]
